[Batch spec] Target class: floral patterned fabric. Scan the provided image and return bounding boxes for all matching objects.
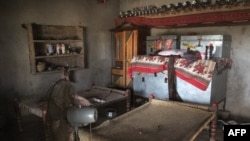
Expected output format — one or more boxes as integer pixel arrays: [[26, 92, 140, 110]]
[[128, 55, 232, 91]]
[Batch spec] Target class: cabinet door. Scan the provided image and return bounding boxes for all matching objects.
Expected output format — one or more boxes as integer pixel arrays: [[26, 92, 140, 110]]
[[112, 30, 138, 88], [125, 30, 138, 87], [125, 30, 138, 63], [112, 31, 125, 88], [112, 29, 147, 88]]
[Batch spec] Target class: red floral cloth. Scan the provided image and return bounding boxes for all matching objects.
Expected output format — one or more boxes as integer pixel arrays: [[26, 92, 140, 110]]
[[127, 55, 219, 91]]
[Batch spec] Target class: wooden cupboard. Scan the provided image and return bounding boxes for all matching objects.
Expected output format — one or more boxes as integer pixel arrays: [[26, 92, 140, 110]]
[[110, 26, 150, 89]]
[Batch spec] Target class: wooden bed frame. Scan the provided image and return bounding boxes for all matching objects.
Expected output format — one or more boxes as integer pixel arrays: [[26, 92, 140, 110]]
[[16, 86, 131, 132], [16, 88, 217, 141], [78, 95, 218, 141]]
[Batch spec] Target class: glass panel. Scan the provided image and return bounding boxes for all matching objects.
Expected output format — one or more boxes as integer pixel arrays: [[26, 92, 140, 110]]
[[118, 35, 122, 58], [115, 32, 122, 60]]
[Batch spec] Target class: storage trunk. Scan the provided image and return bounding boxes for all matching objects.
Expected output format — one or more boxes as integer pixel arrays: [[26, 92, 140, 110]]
[[133, 69, 229, 105], [133, 35, 231, 105]]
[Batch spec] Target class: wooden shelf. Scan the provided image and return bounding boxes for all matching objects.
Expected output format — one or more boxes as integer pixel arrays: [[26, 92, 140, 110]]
[[35, 53, 83, 59], [33, 39, 82, 43], [24, 23, 85, 74], [35, 67, 83, 74], [115, 3, 250, 28], [112, 68, 124, 76]]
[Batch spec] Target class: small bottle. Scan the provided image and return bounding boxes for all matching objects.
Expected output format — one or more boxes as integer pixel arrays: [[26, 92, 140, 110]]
[[191, 0, 202, 9], [56, 43, 61, 55], [174, 2, 183, 11], [168, 4, 176, 11], [159, 5, 168, 13], [61, 44, 65, 54], [68, 45, 71, 54], [225, 0, 238, 5], [119, 11, 125, 18], [201, 0, 212, 8], [46, 43, 54, 55], [215, 0, 226, 5], [183, 1, 192, 9], [151, 5, 158, 14]]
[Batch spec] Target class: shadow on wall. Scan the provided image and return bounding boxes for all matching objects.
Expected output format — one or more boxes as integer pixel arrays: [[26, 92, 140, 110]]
[[0, 89, 20, 139], [0, 88, 20, 117]]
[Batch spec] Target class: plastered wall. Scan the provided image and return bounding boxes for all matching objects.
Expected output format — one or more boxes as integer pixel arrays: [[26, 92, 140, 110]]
[[0, 0, 119, 100], [0, 0, 249, 121]]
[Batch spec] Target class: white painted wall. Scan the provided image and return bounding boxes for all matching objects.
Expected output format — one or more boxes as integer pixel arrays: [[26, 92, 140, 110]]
[[120, 0, 250, 121]]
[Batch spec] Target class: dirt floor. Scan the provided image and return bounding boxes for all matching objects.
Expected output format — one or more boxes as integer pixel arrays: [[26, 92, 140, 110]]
[[0, 97, 224, 141]]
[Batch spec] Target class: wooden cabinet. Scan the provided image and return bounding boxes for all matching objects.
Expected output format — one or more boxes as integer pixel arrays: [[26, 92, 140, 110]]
[[24, 23, 85, 74], [110, 27, 150, 89]]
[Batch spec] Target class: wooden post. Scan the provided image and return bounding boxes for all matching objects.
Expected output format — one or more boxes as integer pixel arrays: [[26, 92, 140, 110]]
[[125, 89, 131, 112], [210, 102, 218, 141], [149, 94, 155, 102]]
